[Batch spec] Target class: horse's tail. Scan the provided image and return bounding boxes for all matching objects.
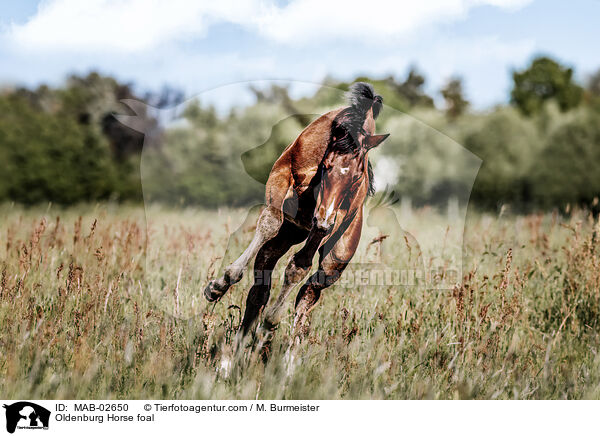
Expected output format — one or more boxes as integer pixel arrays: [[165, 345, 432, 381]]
[[347, 82, 383, 119]]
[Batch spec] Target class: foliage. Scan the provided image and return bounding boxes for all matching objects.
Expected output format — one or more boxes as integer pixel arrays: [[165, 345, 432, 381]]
[[1, 60, 599, 211], [511, 56, 583, 116], [394, 67, 435, 108], [0, 73, 147, 204], [440, 77, 469, 119], [588, 69, 600, 98], [0, 93, 120, 204], [375, 110, 480, 206], [533, 113, 600, 208], [141, 101, 299, 207], [586, 69, 600, 111], [461, 108, 542, 210]]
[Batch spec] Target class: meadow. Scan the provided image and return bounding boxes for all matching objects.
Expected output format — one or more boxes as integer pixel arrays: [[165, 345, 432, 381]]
[[0, 203, 599, 399]]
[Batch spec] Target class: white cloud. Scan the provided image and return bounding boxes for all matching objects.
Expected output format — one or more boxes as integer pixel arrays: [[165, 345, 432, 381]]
[[7, 0, 532, 52], [256, 0, 533, 44], [8, 0, 265, 52], [373, 35, 535, 78]]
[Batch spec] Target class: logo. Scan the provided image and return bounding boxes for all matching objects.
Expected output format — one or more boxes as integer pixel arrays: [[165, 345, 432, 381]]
[[3, 402, 50, 434]]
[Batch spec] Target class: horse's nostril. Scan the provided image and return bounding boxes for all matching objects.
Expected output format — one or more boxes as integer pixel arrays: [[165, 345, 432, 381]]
[[313, 216, 331, 231]]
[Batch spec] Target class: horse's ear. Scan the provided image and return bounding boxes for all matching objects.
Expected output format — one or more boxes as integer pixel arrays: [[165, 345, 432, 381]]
[[364, 134, 390, 150]]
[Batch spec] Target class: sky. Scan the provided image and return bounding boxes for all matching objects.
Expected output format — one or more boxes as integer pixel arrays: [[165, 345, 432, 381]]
[[0, 0, 598, 109]]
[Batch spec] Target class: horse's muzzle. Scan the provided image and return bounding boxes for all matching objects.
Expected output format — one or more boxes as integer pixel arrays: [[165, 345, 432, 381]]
[[313, 215, 333, 231]]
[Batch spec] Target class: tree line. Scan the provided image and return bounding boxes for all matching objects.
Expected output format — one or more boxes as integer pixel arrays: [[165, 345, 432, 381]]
[[1, 56, 599, 211]]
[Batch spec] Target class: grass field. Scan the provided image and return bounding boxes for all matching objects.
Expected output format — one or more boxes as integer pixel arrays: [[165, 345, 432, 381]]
[[0, 203, 599, 399]]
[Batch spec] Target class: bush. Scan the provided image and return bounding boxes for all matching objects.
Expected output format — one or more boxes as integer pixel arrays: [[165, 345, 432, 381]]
[[0, 94, 121, 205], [462, 108, 541, 210], [533, 114, 600, 208]]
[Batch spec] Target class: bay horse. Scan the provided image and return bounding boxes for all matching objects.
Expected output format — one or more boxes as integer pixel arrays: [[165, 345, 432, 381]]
[[204, 82, 389, 341]]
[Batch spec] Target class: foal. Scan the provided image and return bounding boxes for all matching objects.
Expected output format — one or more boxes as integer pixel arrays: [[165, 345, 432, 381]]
[[204, 82, 389, 339]]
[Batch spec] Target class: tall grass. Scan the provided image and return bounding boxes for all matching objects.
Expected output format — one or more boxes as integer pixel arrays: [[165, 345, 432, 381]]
[[0, 204, 598, 399]]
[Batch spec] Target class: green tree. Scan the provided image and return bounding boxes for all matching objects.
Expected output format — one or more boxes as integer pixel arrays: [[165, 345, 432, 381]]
[[0, 93, 119, 204], [440, 77, 469, 119], [588, 69, 600, 98], [395, 68, 434, 108], [511, 56, 583, 116], [463, 108, 541, 209], [533, 114, 600, 208], [141, 101, 277, 207], [586, 69, 600, 111]]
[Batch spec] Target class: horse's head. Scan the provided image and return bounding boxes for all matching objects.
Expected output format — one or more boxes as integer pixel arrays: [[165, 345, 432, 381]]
[[314, 112, 389, 231]]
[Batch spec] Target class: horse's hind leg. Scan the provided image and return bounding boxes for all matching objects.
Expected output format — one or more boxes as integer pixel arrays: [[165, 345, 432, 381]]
[[204, 205, 283, 302]]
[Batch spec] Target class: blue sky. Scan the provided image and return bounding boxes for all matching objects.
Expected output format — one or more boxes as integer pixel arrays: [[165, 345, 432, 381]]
[[0, 0, 598, 109]]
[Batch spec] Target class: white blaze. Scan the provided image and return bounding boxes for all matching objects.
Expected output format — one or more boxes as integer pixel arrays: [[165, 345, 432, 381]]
[[325, 197, 335, 222]]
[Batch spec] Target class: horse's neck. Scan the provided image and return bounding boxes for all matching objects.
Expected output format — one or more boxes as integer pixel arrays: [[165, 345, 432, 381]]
[[290, 108, 344, 192]]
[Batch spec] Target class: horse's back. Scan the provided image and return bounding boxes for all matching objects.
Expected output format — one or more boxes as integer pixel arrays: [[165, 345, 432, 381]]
[[265, 108, 342, 205]]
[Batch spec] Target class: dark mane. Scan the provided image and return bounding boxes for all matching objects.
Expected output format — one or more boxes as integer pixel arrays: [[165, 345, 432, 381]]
[[327, 82, 383, 196], [347, 82, 383, 119], [329, 107, 363, 154], [366, 161, 375, 196]]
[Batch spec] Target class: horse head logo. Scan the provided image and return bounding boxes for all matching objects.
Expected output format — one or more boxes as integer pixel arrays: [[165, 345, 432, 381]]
[[3, 402, 50, 434]]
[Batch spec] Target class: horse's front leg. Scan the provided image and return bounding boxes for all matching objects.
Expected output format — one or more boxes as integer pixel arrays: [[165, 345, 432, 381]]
[[292, 260, 341, 339], [279, 229, 357, 376], [293, 215, 361, 340], [238, 222, 308, 335], [257, 224, 327, 345], [204, 204, 283, 302]]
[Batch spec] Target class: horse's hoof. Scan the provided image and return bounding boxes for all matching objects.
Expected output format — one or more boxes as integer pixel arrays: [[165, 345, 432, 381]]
[[204, 281, 221, 302]]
